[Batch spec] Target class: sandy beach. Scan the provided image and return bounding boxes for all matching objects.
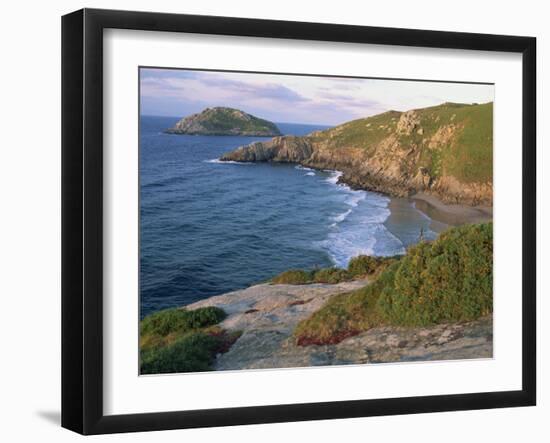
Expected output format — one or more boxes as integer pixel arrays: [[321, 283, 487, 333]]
[[411, 192, 493, 227]]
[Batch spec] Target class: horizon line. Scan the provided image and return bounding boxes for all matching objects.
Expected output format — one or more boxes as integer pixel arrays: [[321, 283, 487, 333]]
[[139, 113, 333, 128], [139, 100, 493, 127]]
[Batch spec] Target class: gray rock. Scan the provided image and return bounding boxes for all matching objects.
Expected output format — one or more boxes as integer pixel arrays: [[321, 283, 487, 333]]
[[185, 282, 493, 371]]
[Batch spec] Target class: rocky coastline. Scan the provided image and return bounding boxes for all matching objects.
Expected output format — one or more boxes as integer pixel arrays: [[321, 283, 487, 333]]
[[220, 102, 493, 207], [141, 102, 495, 374]]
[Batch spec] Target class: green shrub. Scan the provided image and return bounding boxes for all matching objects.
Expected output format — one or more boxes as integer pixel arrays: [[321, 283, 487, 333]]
[[140, 306, 226, 338], [348, 255, 379, 276], [271, 269, 314, 285], [294, 262, 399, 345], [294, 223, 493, 345], [140, 331, 222, 374], [347, 255, 398, 277], [378, 223, 493, 326], [312, 267, 350, 284], [271, 256, 398, 286]]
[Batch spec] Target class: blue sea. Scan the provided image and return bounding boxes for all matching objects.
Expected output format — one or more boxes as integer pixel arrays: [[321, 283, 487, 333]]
[[140, 116, 439, 317]]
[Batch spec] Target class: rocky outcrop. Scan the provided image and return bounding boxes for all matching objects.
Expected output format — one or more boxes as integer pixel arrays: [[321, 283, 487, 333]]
[[166, 107, 281, 136], [220, 102, 494, 206], [396, 110, 421, 135], [220, 136, 313, 162], [185, 282, 492, 370]]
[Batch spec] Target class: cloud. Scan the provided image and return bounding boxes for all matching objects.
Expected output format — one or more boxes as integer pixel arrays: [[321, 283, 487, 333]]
[[140, 68, 197, 80], [139, 68, 493, 125], [197, 76, 308, 103]]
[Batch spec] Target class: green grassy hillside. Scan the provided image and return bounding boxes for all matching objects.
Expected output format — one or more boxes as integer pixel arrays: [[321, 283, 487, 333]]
[[310, 102, 493, 184]]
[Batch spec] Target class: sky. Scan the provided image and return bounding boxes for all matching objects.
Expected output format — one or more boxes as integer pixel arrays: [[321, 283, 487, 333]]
[[140, 68, 494, 126]]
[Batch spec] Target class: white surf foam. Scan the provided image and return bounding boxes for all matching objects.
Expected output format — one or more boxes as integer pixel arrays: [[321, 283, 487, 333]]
[[345, 191, 366, 207], [322, 225, 379, 267], [295, 165, 314, 171], [323, 222, 405, 267], [325, 170, 344, 185], [332, 209, 352, 223], [204, 158, 253, 165], [319, 172, 404, 266]]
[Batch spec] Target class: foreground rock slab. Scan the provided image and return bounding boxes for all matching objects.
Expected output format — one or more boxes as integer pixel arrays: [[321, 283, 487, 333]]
[[186, 282, 493, 370]]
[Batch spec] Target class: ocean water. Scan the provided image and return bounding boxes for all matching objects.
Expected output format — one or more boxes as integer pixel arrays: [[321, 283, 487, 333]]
[[140, 116, 437, 317]]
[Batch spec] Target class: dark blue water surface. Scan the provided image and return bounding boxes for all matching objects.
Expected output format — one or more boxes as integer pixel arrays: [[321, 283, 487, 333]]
[[140, 116, 437, 317]]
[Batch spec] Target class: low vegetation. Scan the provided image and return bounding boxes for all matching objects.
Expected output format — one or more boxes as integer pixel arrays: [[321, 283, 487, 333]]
[[419, 102, 493, 183], [312, 267, 352, 284], [199, 108, 279, 134], [140, 306, 240, 374], [294, 223, 493, 346], [347, 255, 398, 277], [270, 255, 399, 285], [141, 306, 226, 337], [141, 331, 224, 374], [167, 107, 281, 136], [271, 269, 314, 285]]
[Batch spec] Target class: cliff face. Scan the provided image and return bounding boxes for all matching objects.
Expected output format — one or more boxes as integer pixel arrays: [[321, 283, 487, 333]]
[[166, 107, 282, 136], [220, 102, 493, 206], [224, 136, 314, 162]]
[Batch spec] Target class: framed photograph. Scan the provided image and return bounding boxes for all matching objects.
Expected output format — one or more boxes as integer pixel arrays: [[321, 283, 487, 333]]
[[62, 8, 536, 435]]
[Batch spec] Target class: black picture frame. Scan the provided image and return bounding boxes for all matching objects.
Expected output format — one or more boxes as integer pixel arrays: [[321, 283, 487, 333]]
[[62, 8, 537, 435]]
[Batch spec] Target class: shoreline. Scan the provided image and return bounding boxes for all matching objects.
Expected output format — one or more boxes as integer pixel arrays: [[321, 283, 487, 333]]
[[217, 157, 493, 229], [325, 167, 491, 242], [318, 167, 492, 228], [411, 192, 493, 227], [144, 161, 492, 317]]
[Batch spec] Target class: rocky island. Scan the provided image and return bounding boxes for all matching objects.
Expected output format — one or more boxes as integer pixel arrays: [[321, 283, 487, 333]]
[[165, 107, 282, 136], [220, 102, 493, 207]]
